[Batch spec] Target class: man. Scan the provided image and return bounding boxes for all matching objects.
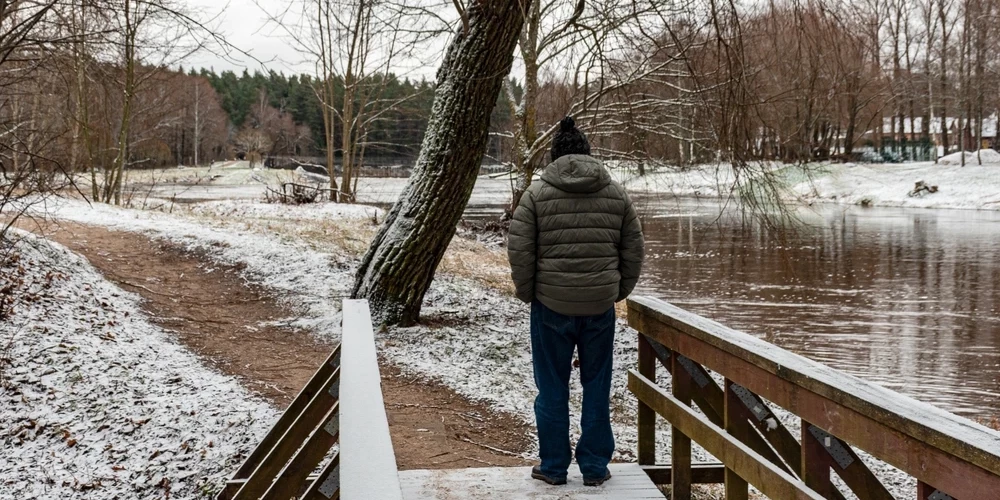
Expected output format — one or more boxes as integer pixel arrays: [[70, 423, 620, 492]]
[[507, 116, 645, 487]]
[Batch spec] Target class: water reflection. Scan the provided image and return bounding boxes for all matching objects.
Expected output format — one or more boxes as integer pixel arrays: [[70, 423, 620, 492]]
[[635, 197, 1000, 417]]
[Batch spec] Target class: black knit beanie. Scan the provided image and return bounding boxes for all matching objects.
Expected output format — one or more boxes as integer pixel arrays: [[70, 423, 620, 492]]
[[550, 116, 591, 161]]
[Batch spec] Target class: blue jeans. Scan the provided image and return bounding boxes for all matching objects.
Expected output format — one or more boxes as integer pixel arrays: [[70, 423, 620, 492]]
[[530, 300, 616, 481]]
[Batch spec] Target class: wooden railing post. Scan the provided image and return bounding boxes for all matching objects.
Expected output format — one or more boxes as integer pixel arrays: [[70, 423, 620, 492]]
[[917, 481, 956, 500], [723, 378, 750, 500], [637, 334, 657, 466], [671, 351, 693, 500], [801, 420, 836, 499]]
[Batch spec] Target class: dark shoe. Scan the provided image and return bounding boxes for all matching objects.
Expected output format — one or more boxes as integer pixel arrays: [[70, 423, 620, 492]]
[[531, 466, 567, 485], [583, 469, 612, 487]]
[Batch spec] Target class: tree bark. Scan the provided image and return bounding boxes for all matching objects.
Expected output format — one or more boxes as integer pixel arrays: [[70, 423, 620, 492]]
[[352, 1, 530, 326]]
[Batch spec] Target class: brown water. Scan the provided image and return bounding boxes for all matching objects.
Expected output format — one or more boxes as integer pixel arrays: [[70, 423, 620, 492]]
[[632, 197, 1000, 418]]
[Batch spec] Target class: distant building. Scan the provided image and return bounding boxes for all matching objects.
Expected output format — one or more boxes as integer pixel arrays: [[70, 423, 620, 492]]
[[872, 116, 997, 150]]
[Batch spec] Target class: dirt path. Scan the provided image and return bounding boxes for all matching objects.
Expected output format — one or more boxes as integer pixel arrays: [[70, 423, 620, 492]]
[[35, 221, 532, 470]]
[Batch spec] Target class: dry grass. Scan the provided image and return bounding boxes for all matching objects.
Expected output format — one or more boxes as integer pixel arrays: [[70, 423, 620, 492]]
[[174, 205, 517, 296], [439, 237, 514, 295]]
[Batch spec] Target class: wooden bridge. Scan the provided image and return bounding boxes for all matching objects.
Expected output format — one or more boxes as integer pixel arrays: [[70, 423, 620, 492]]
[[216, 297, 1000, 499]]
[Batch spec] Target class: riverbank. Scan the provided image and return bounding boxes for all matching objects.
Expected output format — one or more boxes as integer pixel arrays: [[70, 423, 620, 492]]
[[112, 159, 1000, 216], [621, 161, 1000, 212]]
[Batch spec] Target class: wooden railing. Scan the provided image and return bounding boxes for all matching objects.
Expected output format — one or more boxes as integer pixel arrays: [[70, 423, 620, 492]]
[[217, 299, 401, 500], [626, 296, 1000, 500]]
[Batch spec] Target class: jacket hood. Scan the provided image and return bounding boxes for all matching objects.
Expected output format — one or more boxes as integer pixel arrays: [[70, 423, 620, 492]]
[[540, 154, 611, 194]]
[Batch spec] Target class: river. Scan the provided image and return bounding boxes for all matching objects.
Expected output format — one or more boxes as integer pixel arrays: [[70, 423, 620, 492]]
[[630, 197, 1000, 418], [470, 197, 1000, 418]]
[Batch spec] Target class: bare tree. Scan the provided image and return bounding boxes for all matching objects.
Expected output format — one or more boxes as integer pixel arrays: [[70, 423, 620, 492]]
[[352, 1, 530, 326], [501, 0, 587, 215], [234, 128, 273, 168], [0, 0, 86, 242], [938, 0, 954, 155], [258, 0, 429, 202]]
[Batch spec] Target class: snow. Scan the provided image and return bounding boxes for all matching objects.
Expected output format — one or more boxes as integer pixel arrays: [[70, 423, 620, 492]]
[[34, 198, 355, 336], [186, 199, 382, 222], [122, 164, 514, 207], [788, 162, 1000, 210], [354, 176, 513, 206], [938, 149, 1000, 165], [619, 163, 743, 199], [397, 463, 660, 498], [621, 161, 1000, 211], [0, 231, 276, 498], [293, 167, 332, 185]]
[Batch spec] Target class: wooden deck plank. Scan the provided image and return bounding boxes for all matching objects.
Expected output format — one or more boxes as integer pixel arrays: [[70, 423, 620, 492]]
[[398, 463, 665, 499]]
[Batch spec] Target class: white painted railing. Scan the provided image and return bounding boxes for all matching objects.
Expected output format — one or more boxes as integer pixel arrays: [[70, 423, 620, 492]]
[[340, 299, 403, 500]]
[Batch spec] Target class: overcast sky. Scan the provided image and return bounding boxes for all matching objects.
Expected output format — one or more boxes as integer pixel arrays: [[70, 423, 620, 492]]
[[181, 0, 313, 75], [181, 0, 452, 80]]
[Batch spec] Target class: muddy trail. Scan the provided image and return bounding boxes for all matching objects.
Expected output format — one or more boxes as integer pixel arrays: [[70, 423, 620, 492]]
[[34, 221, 532, 470]]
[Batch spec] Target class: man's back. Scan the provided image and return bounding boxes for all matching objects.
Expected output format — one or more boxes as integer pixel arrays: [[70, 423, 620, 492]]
[[508, 154, 644, 315]]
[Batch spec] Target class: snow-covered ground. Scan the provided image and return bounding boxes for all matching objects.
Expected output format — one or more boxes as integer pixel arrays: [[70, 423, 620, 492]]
[[0, 231, 276, 498], [119, 165, 515, 207], [185, 199, 381, 222], [619, 163, 744, 199], [938, 148, 1000, 165], [621, 161, 1000, 211], [11, 198, 943, 498], [27, 199, 649, 459], [786, 162, 1000, 210], [353, 176, 512, 206], [120, 157, 1000, 215]]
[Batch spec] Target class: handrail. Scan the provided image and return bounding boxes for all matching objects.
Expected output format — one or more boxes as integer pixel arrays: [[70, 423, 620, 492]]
[[218, 299, 401, 500], [627, 295, 1000, 500], [340, 299, 402, 500]]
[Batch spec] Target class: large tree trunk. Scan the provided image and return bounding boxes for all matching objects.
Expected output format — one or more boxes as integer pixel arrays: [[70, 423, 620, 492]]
[[352, 1, 530, 326]]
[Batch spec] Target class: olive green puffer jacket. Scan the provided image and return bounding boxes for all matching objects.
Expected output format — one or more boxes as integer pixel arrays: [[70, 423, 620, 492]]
[[507, 154, 644, 316]]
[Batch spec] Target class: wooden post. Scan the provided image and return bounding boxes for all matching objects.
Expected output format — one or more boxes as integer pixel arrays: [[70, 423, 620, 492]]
[[638, 334, 657, 466], [671, 351, 693, 500], [918, 481, 956, 500], [724, 379, 750, 500], [917, 482, 932, 499], [801, 420, 836, 498]]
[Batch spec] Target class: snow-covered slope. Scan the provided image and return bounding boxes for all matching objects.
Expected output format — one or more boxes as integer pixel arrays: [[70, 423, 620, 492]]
[[788, 162, 1000, 210], [0, 232, 276, 499], [621, 162, 1000, 211]]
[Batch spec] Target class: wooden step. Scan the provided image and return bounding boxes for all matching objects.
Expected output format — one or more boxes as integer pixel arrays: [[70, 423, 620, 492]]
[[398, 463, 664, 499]]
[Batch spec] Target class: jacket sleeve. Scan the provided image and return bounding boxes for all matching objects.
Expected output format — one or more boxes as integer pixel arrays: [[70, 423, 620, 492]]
[[618, 190, 644, 301], [507, 189, 538, 303]]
